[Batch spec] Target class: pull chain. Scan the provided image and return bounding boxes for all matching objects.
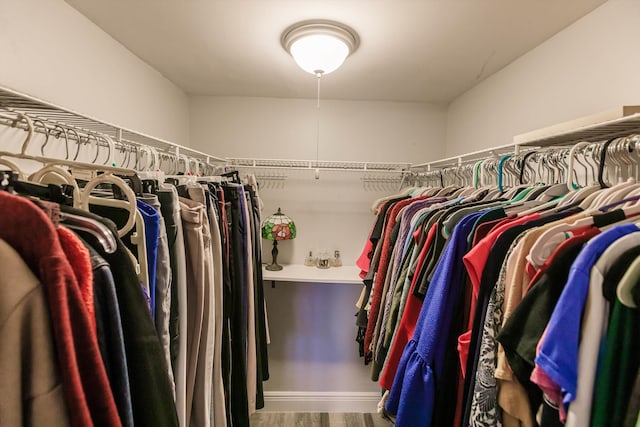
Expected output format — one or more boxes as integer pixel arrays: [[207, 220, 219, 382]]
[[315, 72, 322, 179]]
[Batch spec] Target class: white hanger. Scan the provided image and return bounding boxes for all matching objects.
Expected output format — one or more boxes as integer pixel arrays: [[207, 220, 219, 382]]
[[81, 171, 149, 290], [617, 255, 640, 308], [557, 142, 601, 207], [137, 146, 166, 185]]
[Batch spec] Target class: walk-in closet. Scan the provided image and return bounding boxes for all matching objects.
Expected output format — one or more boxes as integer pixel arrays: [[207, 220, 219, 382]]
[[2, 1, 640, 426]]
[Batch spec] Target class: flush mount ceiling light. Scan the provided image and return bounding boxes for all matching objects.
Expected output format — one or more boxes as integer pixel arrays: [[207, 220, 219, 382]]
[[281, 20, 360, 76]]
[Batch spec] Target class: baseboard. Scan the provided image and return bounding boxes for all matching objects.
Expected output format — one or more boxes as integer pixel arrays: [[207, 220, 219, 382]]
[[262, 391, 382, 413]]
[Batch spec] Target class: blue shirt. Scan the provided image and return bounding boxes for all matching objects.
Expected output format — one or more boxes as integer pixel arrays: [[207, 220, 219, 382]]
[[536, 223, 640, 408], [137, 199, 160, 316], [386, 212, 482, 427]]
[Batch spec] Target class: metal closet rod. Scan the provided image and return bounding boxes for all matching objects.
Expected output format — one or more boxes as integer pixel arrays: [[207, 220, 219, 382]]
[[228, 157, 411, 173], [0, 86, 227, 164], [410, 143, 539, 170]]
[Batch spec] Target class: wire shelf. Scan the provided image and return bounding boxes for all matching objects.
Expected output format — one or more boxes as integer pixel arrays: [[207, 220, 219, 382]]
[[0, 86, 226, 163], [228, 157, 411, 173]]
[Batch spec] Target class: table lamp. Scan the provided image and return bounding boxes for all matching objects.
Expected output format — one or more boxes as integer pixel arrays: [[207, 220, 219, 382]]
[[261, 207, 296, 271]]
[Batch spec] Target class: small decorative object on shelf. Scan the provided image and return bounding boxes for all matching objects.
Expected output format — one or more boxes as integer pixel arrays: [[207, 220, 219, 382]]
[[316, 249, 331, 269], [261, 207, 296, 271], [331, 250, 342, 267], [304, 250, 316, 267]]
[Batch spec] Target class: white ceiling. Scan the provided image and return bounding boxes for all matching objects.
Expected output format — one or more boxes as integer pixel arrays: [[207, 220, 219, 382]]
[[65, 0, 606, 104]]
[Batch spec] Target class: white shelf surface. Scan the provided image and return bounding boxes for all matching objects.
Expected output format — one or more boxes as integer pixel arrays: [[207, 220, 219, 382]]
[[262, 264, 363, 284]]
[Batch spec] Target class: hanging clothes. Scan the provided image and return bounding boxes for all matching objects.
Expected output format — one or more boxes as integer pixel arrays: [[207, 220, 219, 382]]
[[0, 163, 269, 427], [357, 146, 640, 427]]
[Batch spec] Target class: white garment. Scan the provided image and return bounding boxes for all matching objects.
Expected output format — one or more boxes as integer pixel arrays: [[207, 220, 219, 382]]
[[187, 187, 216, 427], [208, 197, 227, 427], [565, 232, 640, 427], [161, 184, 188, 427]]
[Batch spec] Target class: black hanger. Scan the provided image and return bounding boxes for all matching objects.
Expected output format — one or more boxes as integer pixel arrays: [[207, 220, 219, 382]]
[[141, 179, 158, 194], [116, 173, 143, 195], [12, 179, 74, 206], [598, 138, 616, 188], [0, 170, 18, 192], [221, 170, 241, 184], [519, 151, 537, 185], [164, 177, 180, 187]]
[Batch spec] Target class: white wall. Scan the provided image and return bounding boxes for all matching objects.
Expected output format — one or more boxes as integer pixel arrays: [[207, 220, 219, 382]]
[[190, 96, 444, 163], [0, 0, 190, 145], [190, 95, 446, 263], [262, 282, 381, 412], [446, 0, 640, 156], [190, 95, 445, 410]]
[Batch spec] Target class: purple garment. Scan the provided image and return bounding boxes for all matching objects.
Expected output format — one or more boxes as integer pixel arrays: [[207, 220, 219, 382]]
[[386, 212, 481, 427], [387, 198, 447, 296], [536, 223, 640, 410]]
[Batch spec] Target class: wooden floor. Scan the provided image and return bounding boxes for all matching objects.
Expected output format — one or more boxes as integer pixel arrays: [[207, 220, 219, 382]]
[[250, 412, 394, 427]]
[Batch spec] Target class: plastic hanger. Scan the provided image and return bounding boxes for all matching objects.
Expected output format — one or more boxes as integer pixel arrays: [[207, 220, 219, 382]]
[[616, 255, 640, 308], [557, 142, 600, 207], [0, 157, 25, 180], [61, 211, 117, 254], [81, 171, 149, 288], [137, 146, 166, 189], [80, 172, 137, 236], [0, 113, 137, 181], [597, 140, 640, 205], [529, 192, 640, 268], [496, 154, 512, 194], [0, 113, 83, 207]]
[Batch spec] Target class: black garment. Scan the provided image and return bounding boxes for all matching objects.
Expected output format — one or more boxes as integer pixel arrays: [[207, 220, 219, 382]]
[[540, 394, 565, 427], [416, 199, 500, 297], [223, 184, 250, 427], [460, 207, 582, 427], [157, 188, 181, 377], [356, 196, 409, 330], [435, 265, 471, 427], [60, 205, 179, 427], [216, 187, 234, 426], [371, 196, 410, 246], [82, 238, 135, 427], [246, 186, 269, 411], [413, 209, 448, 297], [497, 239, 586, 417]]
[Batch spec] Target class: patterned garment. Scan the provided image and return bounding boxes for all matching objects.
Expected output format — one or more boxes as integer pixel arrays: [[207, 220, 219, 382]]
[[468, 238, 521, 427]]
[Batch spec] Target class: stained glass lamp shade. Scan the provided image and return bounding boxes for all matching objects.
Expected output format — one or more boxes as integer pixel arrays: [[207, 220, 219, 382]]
[[262, 208, 296, 271]]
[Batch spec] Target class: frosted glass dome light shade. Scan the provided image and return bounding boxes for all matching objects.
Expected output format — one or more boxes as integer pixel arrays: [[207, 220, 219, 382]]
[[290, 34, 349, 75], [282, 20, 359, 76]]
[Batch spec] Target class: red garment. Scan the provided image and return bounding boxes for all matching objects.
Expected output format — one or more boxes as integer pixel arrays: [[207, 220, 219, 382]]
[[363, 196, 428, 361], [456, 213, 540, 374], [356, 201, 392, 278], [0, 192, 121, 427], [356, 231, 375, 279], [378, 221, 437, 390], [58, 226, 96, 332], [525, 226, 600, 292]]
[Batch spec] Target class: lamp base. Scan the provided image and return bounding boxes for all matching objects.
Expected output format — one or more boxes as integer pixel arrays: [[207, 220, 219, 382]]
[[265, 263, 283, 271], [266, 240, 283, 271]]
